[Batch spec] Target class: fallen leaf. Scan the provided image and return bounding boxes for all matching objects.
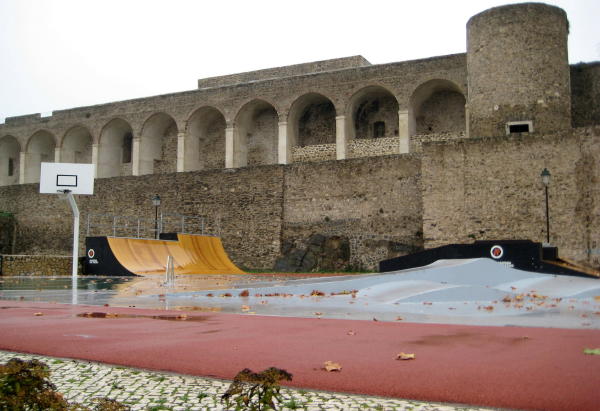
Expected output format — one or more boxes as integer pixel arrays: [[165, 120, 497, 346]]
[[239, 290, 249, 297], [347, 330, 356, 336], [33, 312, 43, 316], [396, 352, 416, 360], [323, 361, 342, 372], [583, 348, 600, 355], [395, 316, 404, 321], [206, 293, 214, 297]]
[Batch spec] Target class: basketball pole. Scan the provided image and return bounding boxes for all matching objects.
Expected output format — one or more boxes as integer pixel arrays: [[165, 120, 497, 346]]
[[62, 190, 80, 304]]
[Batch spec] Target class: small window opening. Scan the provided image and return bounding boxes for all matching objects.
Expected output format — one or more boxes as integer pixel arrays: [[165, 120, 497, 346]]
[[8, 158, 14, 176], [373, 121, 385, 138], [506, 121, 533, 135], [122, 132, 133, 163]]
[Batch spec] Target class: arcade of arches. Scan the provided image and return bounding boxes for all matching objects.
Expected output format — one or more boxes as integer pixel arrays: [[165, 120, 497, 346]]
[[0, 83, 466, 186]]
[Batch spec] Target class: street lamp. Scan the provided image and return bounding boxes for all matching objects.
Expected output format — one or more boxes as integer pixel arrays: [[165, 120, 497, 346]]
[[540, 168, 551, 244], [152, 194, 161, 239]]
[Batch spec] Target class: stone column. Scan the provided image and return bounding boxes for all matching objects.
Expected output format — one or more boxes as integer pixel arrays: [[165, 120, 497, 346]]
[[19, 152, 26, 184], [336, 115, 348, 160], [278, 121, 290, 165], [465, 104, 471, 139], [177, 132, 185, 172], [91, 144, 99, 178], [398, 110, 410, 154], [54, 147, 61, 162], [132, 138, 141, 176], [225, 126, 235, 168]]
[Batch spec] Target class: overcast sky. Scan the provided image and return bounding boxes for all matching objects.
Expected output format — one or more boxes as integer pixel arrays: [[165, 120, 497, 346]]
[[0, 0, 598, 123]]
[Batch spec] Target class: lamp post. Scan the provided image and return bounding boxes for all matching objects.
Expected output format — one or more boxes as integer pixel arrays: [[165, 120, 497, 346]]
[[540, 168, 551, 244], [152, 194, 161, 240]]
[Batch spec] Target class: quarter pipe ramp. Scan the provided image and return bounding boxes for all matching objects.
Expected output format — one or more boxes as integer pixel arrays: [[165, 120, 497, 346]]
[[85, 234, 245, 275]]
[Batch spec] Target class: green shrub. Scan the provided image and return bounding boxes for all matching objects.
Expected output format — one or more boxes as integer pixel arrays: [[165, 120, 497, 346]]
[[0, 358, 70, 410], [0, 358, 130, 411], [221, 367, 292, 411]]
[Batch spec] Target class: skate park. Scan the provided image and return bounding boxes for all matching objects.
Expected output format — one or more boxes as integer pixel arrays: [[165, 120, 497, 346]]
[[1, 1, 600, 409]]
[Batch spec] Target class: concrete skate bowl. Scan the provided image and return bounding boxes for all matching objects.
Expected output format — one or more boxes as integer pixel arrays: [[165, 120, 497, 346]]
[[107, 234, 245, 275]]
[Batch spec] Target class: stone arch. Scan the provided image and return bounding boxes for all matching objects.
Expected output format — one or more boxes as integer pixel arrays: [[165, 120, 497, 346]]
[[139, 112, 178, 175], [346, 85, 399, 139], [288, 93, 336, 147], [409, 79, 466, 135], [25, 130, 56, 183], [185, 106, 226, 171], [98, 118, 134, 178], [0, 135, 21, 186], [234, 99, 279, 167], [61, 125, 93, 164]]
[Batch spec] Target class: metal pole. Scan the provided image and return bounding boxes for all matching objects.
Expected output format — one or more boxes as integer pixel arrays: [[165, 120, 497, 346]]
[[64, 191, 79, 305], [155, 206, 159, 239], [545, 185, 550, 244]]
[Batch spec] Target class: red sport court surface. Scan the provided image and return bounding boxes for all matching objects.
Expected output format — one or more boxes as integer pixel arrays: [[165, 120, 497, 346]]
[[1, 301, 599, 411]]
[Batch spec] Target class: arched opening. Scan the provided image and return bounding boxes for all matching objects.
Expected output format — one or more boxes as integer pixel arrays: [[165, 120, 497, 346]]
[[289, 93, 336, 147], [348, 86, 399, 139], [0, 136, 21, 186], [25, 130, 56, 183], [410, 79, 466, 134], [98, 118, 134, 178], [61, 126, 93, 164], [140, 113, 178, 175], [234, 99, 278, 167], [186, 107, 226, 171]]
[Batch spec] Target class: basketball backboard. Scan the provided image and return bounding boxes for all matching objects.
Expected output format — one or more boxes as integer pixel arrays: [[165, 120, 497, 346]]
[[40, 162, 95, 195]]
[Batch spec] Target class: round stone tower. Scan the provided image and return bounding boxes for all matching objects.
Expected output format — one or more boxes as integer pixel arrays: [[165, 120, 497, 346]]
[[466, 3, 571, 137]]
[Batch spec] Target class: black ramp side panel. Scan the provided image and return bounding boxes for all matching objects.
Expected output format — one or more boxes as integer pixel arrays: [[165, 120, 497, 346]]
[[84, 237, 135, 276], [380, 240, 544, 273]]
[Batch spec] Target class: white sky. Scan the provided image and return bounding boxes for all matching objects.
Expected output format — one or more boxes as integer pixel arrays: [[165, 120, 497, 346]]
[[0, 0, 598, 123]]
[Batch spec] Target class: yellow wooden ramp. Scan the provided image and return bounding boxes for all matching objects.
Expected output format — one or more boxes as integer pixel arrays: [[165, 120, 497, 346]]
[[107, 234, 245, 275]]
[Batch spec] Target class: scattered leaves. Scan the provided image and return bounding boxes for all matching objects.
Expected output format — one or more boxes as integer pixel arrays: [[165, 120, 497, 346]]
[[323, 361, 342, 372], [396, 352, 416, 361]]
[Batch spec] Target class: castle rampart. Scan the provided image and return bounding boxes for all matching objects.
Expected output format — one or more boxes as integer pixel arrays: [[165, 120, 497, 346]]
[[1, 3, 599, 271]]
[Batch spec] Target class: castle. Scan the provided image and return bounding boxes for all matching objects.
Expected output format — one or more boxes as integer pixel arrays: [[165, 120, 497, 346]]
[[0, 3, 599, 272]]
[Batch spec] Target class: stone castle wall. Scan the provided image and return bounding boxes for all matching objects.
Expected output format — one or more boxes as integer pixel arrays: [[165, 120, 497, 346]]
[[1, 127, 599, 271], [422, 126, 600, 268], [0, 255, 75, 276], [282, 155, 423, 270], [0, 154, 423, 271]]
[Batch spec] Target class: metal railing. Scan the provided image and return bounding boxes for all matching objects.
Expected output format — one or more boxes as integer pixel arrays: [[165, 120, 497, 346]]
[[86, 212, 221, 239]]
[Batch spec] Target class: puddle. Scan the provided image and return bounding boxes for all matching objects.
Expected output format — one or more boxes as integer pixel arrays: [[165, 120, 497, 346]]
[[76, 312, 209, 322]]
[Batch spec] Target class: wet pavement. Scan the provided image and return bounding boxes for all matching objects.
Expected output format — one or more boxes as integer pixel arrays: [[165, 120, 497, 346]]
[[1, 259, 599, 329]]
